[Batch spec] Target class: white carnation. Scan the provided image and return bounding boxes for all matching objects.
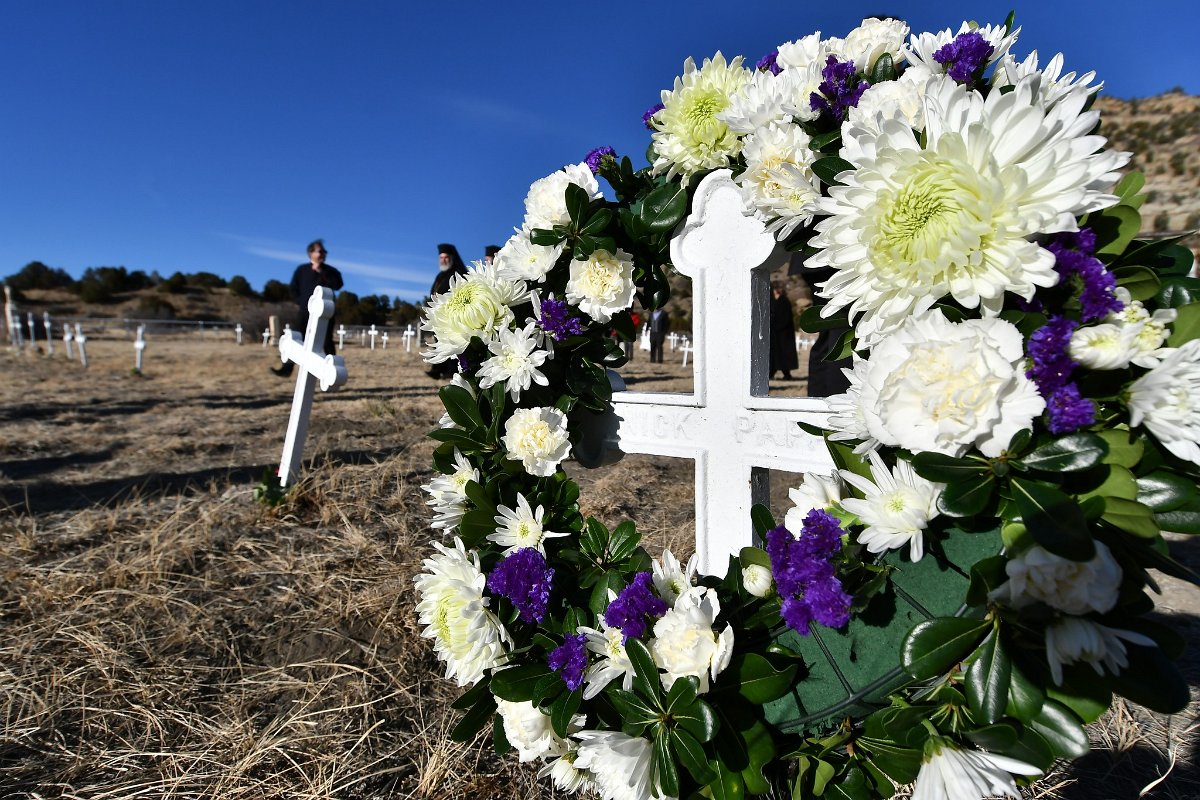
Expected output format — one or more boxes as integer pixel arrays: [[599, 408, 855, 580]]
[[842, 17, 909, 73], [565, 247, 636, 324], [502, 406, 571, 477], [1129, 339, 1200, 465], [843, 69, 928, 137], [990, 542, 1122, 615], [524, 163, 601, 231], [776, 32, 824, 72], [735, 123, 821, 238], [741, 564, 774, 598], [496, 698, 581, 762], [650, 587, 734, 693]]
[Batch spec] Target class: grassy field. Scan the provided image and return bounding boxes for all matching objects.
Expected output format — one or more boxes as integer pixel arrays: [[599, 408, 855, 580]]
[[1, 332, 1197, 799]]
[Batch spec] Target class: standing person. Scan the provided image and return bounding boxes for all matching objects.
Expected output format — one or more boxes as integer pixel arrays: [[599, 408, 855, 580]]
[[427, 243, 468, 378], [649, 306, 668, 363], [272, 239, 344, 377], [791, 254, 851, 396], [768, 281, 799, 381]]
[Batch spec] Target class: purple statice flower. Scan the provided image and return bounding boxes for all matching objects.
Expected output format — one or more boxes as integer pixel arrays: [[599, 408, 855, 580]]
[[585, 146, 617, 175], [642, 102, 664, 130], [547, 633, 588, 691], [1047, 229, 1123, 322], [932, 31, 995, 83], [766, 512, 852, 636], [1026, 315, 1079, 395], [755, 48, 782, 75], [457, 354, 473, 374], [1047, 383, 1096, 435], [603, 572, 668, 641], [487, 548, 554, 624], [809, 55, 869, 123], [537, 297, 585, 342]]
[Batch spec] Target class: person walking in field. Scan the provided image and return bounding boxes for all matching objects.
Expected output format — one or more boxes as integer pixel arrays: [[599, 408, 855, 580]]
[[272, 239, 344, 377]]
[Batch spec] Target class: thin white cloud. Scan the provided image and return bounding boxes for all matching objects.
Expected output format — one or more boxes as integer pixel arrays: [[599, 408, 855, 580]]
[[229, 235, 433, 289]]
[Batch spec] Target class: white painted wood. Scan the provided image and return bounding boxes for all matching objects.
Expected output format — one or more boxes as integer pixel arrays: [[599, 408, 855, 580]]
[[680, 339, 693, 367], [134, 325, 146, 372], [402, 326, 415, 353], [63, 323, 74, 359], [639, 324, 651, 351], [235, 323, 244, 345], [43, 313, 54, 355], [381, 331, 389, 349], [337, 324, 347, 350], [668, 332, 679, 352], [580, 169, 835, 575], [75, 323, 88, 368], [27, 313, 36, 346], [368, 324, 379, 350], [277, 287, 349, 487], [3, 286, 15, 345], [262, 327, 270, 347]]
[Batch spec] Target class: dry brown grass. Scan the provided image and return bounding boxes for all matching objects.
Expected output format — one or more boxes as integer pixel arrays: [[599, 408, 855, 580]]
[[1, 336, 1197, 799]]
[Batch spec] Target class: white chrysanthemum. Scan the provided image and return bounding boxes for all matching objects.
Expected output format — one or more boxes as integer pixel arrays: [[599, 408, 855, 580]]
[[912, 740, 1041, 800], [776, 59, 825, 124], [496, 698, 582, 762], [524, 163, 601, 231], [825, 358, 881, 455], [993, 51, 1103, 107], [851, 312, 1045, 457], [413, 538, 510, 686], [489, 493, 568, 554], [436, 374, 477, 429], [494, 226, 565, 283], [717, 68, 792, 134], [784, 472, 845, 533], [990, 542, 1122, 615], [651, 52, 750, 178], [735, 123, 821, 237], [651, 587, 734, 693], [842, 17, 909, 73], [422, 261, 528, 363], [652, 550, 697, 606], [809, 73, 1129, 344], [1129, 339, 1200, 465], [578, 612, 634, 700], [573, 731, 669, 800], [565, 247, 635, 324], [1044, 617, 1155, 686], [1110, 287, 1176, 368], [420, 449, 478, 531], [540, 749, 594, 794], [905, 21, 1020, 79], [839, 451, 942, 562], [843, 69, 929, 138], [477, 321, 551, 401], [776, 32, 824, 72], [502, 406, 571, 477], [741, 563, 774, 598]]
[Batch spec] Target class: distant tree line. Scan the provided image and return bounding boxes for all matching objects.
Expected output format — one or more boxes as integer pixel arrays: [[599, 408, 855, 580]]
[[3, 261, 424, 326]]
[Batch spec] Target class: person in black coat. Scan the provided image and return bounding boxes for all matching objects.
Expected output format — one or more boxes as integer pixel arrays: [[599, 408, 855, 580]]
[[648, 307, 669, 363], [790, 254, 852, 397], [272, 239, 344, 377], [427, 243, 469, 378], [769, 281, 799, 381]]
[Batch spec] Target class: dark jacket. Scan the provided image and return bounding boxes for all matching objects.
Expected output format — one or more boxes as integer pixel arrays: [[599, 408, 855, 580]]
[[290, 262, 344, 307]]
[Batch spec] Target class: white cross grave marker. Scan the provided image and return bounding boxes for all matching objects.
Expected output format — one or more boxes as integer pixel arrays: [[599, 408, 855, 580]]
[[7, 307, 23, 349], [381, 331, 389, 349], [337, 324, 347, 350], [680, 337, 693, 367], [359, 329, 366, 347], [235, 323, 244, 345], [580, 170, 835, 575], [3, 286, 16, 345], [63, 323, 74, 359], [403, 325, 415, 353], [668, 332, 679, 352], [283, 323, 292, 339], [262, 327, 270, 347], [75, 323, 88, 368], [27, 313, 37, 347], [43, 313, 54, 355], [639, 324, 651, 352], [134, 325, 146, 372], [277, 287, 349, 487], [368, 324, 379, 350]]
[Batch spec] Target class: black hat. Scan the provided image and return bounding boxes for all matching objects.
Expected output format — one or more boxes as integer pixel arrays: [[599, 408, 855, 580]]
[[485, 244, 501, 258], [437, 243, 456, 256]]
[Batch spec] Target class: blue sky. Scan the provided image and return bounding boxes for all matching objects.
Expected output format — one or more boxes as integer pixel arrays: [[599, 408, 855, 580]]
[[3, 1, 1197, 302]]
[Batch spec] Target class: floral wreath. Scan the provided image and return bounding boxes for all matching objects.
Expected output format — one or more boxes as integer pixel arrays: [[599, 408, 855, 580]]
[[414, 13, 1200, 800]]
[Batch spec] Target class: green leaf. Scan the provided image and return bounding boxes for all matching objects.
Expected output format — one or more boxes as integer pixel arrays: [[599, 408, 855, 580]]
[[428, 426, 484, 448], [551, 689, 582, 738], [1097, 428, 1144, 468], [727, 653, 798, 704], [458, 508, 497, 548], [1139, 471, 1198, 512], [910, 451, 989, 483], [825, 766, 873, 800], [966, 630, 1011, 725], [967, 555, 1009, 607], [564, 182, 591, 225], [588, 570, 624, 616], [1021, 433, 1108, 472], [811, 758, 837, 794], [967, 723, 1020, 752], [641, 182, 688, 232], [809, 128, 842, 152], [1101, 496, 1159, 538], [709, 758, 745, 800], [1157, 277, 1200, 308], [490, 664, 553, 702], [1112, 265, 1161, 301], [438, 384, 483, 429], [1091, 204, 1141, 256], [625, 638, 662, 702], [1006, 663, 1046, 722], [859, 739, 921, 785], [608, 689, 657, 728], [1157, 504, 1200, 534], [1010, 478, 1095, 561], [608, 520, 641, 562], [675, 698, 719, 744], [1029, 700, 1089, 760], [579, 208, 613, 236], [869, 53, 896, 84], [1078, 464, 1138, 504], [1047, 668, 1112, 724], [672, 729, 716, 785], [1114, 171, 1145, 203], [997, 729, 1055, 772], [750, 503, 776, 538], [1167, 303, 1200, 347], [798, 304, 850, 332], [901, 618, 990, 680], [463, 480, 495, 515], [653, 732, 680, 798], [937, 473, 995, 517], [449, 696, 496, 742], [1112, 644, 1190, 713], [812, 156, 853, 186]]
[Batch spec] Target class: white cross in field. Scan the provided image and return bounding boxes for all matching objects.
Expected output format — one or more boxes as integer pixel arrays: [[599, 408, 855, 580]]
[[381, 331, 389, 349], [74, 323, 88, 368], [43, 313, 54, 355], [579, 170, 835, 575], [63, 323, 74, 359], [368, 324, 379, 350], [680, 337, 694, 367], [134, 325, 146, 372], [360, 329, 366, 347], [26, 313, 36, 347], [277, 287, 348, 487], [262, 327, 270, 347], [337, 324, 347, 350], [639, 324, 651, 352], [668, 332, 679, 351], [235, 323, 243, 345], [402, 325, 415, 353]]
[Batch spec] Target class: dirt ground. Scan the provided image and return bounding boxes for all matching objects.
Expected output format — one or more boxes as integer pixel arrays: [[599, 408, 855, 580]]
[[1, 331, 1197, 799]]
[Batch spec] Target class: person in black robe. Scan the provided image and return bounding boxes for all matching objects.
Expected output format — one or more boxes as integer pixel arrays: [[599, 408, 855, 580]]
[[790, 253, 851, 396], [769, 281, 799, 381], [427, 243, 469, 378], [272, 239, 344, 377]]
